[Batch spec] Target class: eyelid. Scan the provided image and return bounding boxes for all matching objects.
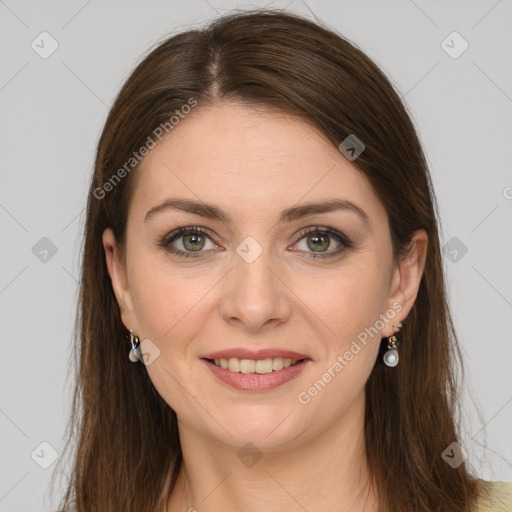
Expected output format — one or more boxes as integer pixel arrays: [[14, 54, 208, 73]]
[[162, 226, 218, 244], [291, 225, 352, 246]]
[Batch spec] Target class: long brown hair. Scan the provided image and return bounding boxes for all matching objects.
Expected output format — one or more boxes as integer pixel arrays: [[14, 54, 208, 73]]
[[51, 9, 484, 511]]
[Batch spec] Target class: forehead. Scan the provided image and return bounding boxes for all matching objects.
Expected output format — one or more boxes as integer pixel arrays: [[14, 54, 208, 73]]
[[130, 102, 384, 225]]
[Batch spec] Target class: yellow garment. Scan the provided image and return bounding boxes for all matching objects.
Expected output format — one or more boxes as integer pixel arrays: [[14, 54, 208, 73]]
[[475, 480, 512, 511]]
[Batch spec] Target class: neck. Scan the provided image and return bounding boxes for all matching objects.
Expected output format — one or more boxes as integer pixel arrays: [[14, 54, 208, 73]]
[[167, 390, 379, 512]]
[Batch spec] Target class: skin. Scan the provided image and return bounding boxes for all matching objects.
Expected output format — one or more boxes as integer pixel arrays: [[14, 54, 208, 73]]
[[103, 102, 428, 512]]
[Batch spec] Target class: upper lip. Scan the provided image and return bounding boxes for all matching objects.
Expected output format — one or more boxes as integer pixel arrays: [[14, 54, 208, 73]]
[[201, 348, 311, 360]]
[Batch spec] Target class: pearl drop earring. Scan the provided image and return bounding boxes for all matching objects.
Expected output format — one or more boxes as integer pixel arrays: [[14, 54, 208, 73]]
[[383, 321, 402, 367]]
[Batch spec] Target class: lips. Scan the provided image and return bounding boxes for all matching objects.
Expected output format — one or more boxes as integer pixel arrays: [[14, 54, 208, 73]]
[[200, 347, 312, 391]]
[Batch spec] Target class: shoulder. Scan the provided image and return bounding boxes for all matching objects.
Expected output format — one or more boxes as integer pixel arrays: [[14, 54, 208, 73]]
[[474, 479, 512, 511]]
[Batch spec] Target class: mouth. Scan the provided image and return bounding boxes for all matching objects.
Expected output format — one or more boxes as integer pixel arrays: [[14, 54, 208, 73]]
[[204, 357, 307, 374]]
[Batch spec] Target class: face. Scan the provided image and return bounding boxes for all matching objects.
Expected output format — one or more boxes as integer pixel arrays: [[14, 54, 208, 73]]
[[103, 102, 424, 451]]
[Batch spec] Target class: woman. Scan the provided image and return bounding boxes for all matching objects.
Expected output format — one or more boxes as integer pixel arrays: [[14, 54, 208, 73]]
[[52, 9, 512, 512]]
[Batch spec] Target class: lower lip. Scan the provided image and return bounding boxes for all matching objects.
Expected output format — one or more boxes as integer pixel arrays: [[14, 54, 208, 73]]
[[202, 359, 311, 391]]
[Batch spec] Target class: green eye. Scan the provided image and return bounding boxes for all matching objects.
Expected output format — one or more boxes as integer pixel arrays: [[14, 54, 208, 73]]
[[181, 232, 207, 252], [162, 227, 216, 258], [293, 227, 353, 260], [305, 233, 331, 252]]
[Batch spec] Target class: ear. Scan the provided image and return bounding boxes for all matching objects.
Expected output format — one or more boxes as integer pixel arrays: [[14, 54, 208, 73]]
[[381, 229, 428, 337], [102, 228, 137, 332]]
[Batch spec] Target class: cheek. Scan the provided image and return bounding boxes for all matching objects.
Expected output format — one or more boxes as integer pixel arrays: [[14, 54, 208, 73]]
[[292, 259, 390, 418], [127, 250, 211, 343], [293, 257, 391, 348]]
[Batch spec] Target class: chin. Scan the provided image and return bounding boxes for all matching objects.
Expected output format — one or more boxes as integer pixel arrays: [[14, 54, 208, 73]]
[[200, 403, 308, 452]]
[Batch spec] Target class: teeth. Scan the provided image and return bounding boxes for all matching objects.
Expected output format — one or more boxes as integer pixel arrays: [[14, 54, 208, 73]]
[[240, 359, 256, 374], [228, 358, 240, 372], [212, 357, 301, 373], [272, 358, 284, 371], [256, 359, 273, 374]]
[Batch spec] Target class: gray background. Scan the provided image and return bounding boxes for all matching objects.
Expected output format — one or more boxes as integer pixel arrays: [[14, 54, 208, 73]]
[[1, 0, 511, 510]]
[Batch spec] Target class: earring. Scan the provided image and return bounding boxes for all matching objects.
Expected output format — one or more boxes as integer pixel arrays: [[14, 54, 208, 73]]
[[128, 329, 141, 363], [383, 320, 402, 367]]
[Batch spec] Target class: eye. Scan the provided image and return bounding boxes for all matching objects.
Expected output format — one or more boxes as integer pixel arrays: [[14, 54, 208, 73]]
[[292, 226, 353, 259], [160, 227, 218, 258]]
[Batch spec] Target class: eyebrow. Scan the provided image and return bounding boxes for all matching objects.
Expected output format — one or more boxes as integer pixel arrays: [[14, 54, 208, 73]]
[[144, 197, 370, 227]]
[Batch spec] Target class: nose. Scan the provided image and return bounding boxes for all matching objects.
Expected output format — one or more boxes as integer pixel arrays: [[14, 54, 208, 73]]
[[219, 242, 292, 333]]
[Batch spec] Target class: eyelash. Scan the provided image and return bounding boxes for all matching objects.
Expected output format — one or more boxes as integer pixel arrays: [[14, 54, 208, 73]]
[[159, 225, 353, 260]]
